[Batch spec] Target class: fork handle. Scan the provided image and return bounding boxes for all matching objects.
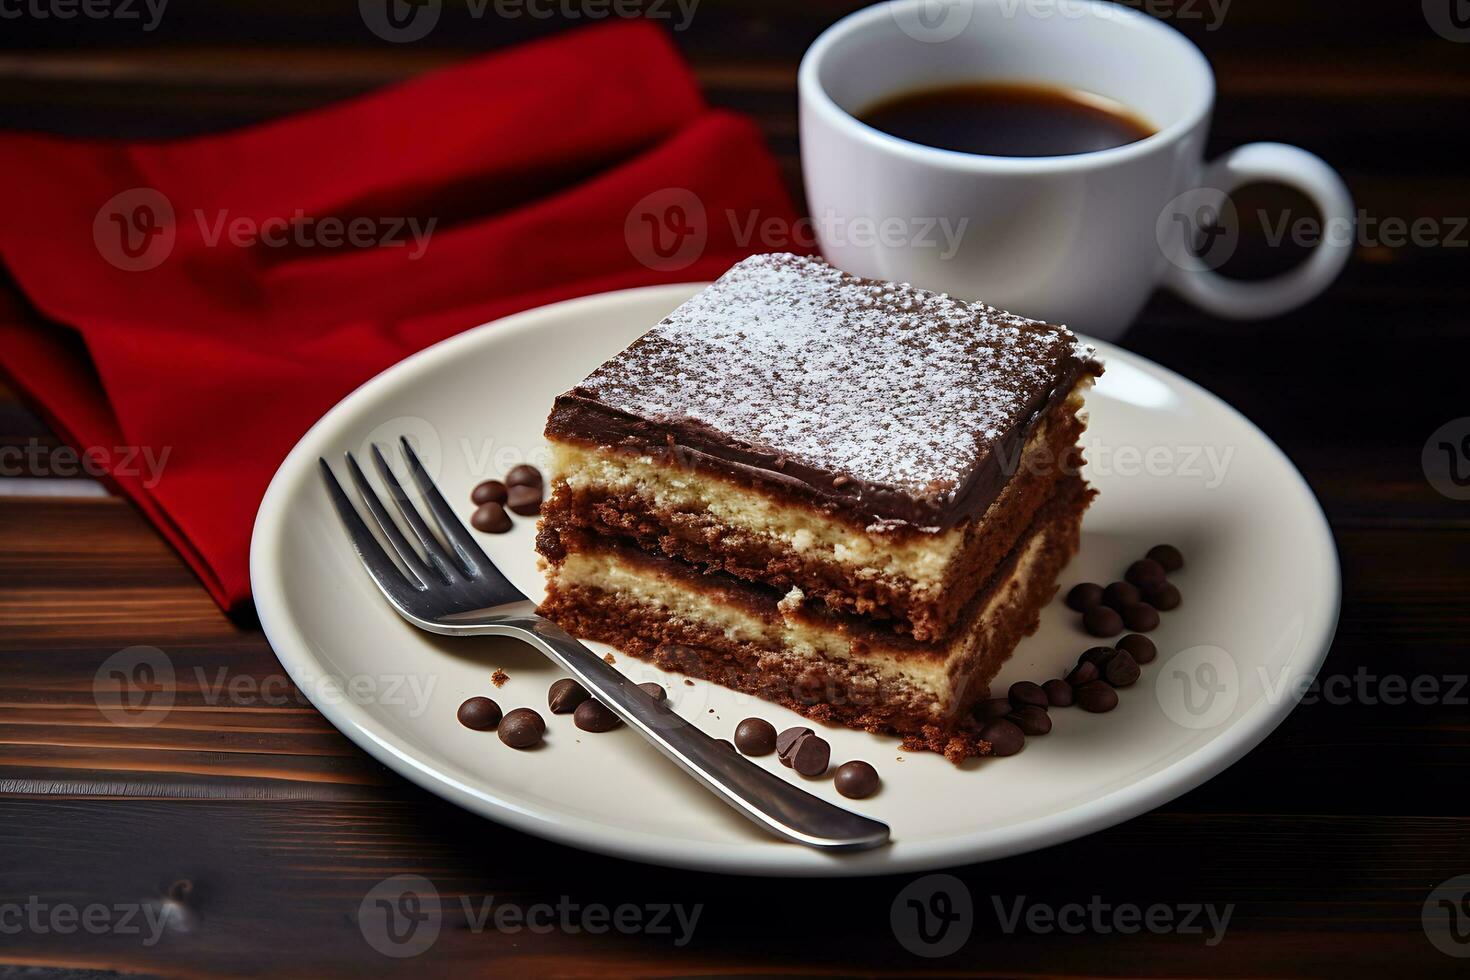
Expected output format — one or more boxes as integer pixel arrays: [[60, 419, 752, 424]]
[[475, 613, 890, 851]]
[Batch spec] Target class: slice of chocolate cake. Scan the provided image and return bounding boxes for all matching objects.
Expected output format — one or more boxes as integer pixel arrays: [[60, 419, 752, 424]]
[[536, 253, 1100, 754]]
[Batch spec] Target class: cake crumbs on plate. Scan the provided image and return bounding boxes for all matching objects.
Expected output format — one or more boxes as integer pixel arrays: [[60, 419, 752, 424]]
[[491, 669, 509, 688]]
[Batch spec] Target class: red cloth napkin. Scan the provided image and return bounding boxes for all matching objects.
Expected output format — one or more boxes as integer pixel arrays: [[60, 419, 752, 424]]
[[0, 22, 805, 615]]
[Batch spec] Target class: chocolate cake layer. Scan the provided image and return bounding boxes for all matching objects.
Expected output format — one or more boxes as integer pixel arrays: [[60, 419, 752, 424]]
[[539, 379, 1090, 641], [538, 476, 1090, 754], [545, 253, 1100, 533]]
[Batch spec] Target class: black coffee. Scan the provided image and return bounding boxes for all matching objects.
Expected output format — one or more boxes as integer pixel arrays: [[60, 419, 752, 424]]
[[859, 82, 1154, 158]]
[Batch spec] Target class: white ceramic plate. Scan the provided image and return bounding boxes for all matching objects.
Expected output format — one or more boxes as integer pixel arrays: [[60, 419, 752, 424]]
[[251, 283, 1339, 876]]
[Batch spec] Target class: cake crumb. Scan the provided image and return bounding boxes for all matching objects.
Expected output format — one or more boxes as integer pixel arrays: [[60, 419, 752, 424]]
[[603, 653, 616, 665], [491, 669, 509, 688], [777, 586, 806, 617], [683, 679, 695, 687], [900, 726, 992, 764]]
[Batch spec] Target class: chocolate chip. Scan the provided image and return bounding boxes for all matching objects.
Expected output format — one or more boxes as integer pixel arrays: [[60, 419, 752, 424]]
[[506, 484, 543, 517], [1083, 604, 1123, 637], [1102, 580, 1141, 611], [470, 501, 512, 533], [1008, 680, 1048, 709], [1143, 581, 1181, 611], [1121, 602, 1160, 632], [573, 699, 621, 733], [1075, 681, 1119, 713], [1008, 705, 1053, 735], [1147, 543, 1184, 572], [470, 480, 507, 505], [457, 696, 501, 731], [1065, 582, 1104, 611], [637, 682, 667, 702], [1125, 558, 1167, 588], [734, 717, 777, 755], [505, 464, 542, 489], [834, 760, 881, 799], [1117, 633, 1157, 664], [547, 678, 590, 714], [1080, 646, 1117, 669], [775, 726, 812, 759], [777, 729, 829, 776], [1104, 650, 1141, 687], [497, 707, 544, 747], [715, 739, 737, 753], [980, 719, 1025, 757], [1066, 661, 1101, 687], [1043, 678, 1074, 707], [974, 698, 1014, 721]]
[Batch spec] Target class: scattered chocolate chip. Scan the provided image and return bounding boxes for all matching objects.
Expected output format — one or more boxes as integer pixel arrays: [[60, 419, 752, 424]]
[[505, 464, 542, 489], [1076, 681, 1120, 713], [834, 761, 881, 799], [1104, 650, 1142, 687], [637, 682, 667, 703], [457, 696, 501, 731], [506, 484, 543, 516], [470, 480, 507, 505], [1008, 705, 1053, 736], [1117, 633, 1157, 664], [775, 726, 812, 759], [1121, 602, 1160, 632], [1043, 678, 1074, 707], [715, 739, 737, 753], [573, 699, 621, 733], [547, 678, 590, 714], [980, 719, 1025, 756], [1083, 604, 1124, 637], [1143, 581, 1181, 611], [1065, 582, 1104, 611], [1147, 544, 1184, 572], [1102, 580, 1141, 611], [734, 717, 777, 755], [1125, 558, 1167, 588], [470, 501, 512, 533], [1067, 661, 1101, 687], [497, 707, 544, 747], [1080, 646, 1117, 669], [1008, 680, 1048, 709], [975, 698, 1014, 721], [777, 729, 830, 776]]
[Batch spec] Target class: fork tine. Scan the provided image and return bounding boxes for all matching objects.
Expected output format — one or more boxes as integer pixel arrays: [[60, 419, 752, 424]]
[[343, 451, 441, 587], [318, 458, 421, 603], [397, 435, 493, 574], [367, 444, 460, 582]]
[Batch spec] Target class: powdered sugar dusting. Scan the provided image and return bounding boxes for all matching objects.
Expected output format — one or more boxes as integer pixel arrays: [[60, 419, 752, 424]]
[[573, 254, 1094, 498]]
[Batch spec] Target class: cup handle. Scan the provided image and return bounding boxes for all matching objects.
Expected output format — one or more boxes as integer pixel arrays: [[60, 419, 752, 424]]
[[1161, 142, 1354, 320]]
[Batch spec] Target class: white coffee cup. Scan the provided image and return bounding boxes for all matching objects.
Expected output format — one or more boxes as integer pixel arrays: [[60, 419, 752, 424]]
[[798, 0, 1354, 339]]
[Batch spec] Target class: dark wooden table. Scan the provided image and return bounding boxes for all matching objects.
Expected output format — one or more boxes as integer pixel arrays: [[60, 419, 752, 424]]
[[2, 2, 1467, 975]]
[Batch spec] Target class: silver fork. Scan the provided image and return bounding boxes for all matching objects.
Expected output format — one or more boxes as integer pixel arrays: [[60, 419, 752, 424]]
[[319, 437, 889, 851]]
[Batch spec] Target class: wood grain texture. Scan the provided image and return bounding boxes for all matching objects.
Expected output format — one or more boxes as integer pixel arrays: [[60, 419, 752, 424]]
[[2, 0, 1468, 974]]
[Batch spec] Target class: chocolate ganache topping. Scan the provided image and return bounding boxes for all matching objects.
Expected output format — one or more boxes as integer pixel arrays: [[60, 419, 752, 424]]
[[545, 253, 1100, 531]]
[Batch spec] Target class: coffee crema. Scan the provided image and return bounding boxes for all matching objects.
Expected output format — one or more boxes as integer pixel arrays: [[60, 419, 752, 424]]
[[858, 82, 1154, 158]]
